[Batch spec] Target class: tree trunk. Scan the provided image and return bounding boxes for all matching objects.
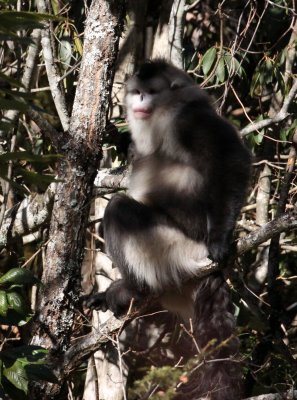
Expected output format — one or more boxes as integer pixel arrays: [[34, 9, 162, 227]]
[[29, 1, 125, 398]]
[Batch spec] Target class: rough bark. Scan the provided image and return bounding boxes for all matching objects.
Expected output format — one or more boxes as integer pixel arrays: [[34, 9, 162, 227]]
[[29, 1, 125, 398]]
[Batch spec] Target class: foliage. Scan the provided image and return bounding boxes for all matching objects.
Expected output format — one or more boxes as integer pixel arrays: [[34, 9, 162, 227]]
[[0, 268, 56, 399], [0, 346, 57, 400], [129, 366, 182, 400], [0, 267, 38, 324]]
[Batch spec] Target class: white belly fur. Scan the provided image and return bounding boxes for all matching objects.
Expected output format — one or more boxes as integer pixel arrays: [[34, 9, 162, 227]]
[[123, 224, 209, 291]]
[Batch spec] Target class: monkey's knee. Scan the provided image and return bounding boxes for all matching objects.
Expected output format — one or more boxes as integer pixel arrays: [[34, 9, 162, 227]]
[[104, 194, 142, 230]]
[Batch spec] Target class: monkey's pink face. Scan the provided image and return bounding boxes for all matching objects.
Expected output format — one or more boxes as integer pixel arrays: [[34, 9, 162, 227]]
[[129, 91, 154, 120]]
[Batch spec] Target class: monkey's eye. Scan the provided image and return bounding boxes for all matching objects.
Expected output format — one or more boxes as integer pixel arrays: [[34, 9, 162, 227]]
[[130, 89, 141, 95], [148, 88, 158, 95]]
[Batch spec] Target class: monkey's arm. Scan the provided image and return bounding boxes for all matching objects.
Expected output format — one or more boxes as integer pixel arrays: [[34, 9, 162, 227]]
[[174, 103, 251, 261], [85, 279, 143, 317]]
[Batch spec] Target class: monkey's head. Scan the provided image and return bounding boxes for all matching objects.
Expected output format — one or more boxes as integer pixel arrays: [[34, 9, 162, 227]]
[[125, 59, 207, 156], [125, 59, 194, 122]]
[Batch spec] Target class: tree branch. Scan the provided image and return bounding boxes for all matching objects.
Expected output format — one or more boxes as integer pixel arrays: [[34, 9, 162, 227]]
[[0, 186, 55, 249], [168, 0, 185, 68], [27, 107, 69, 151], [36, 0, 70, 132], [240, 78, 297, 136], [237, 211, 297, 255], [93, 166, 129, 190], [1, 162, 296, 253], [0, 28, 41, 137], [244, 391, 297, 400]]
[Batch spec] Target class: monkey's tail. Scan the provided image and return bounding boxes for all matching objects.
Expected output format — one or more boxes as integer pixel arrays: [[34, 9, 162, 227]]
[[176, 272, 242, 400]]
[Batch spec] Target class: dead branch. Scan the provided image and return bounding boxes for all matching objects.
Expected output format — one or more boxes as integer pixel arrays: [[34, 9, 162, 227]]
[[0, 186, 55, 248], [0, 28, 41, 137], [240, 78, 297, 136], [237, 211, 297, 255], [168, 0, 185, 68], [36, 0, 70, 131], [244, 391, 297, 400]]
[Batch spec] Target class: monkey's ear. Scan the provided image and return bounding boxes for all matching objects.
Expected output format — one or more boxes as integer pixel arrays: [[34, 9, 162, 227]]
[[170, 79, 186, 90]]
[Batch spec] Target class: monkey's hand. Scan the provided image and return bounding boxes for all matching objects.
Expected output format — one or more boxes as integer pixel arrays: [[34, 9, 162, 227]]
[[85, 279, 141, 318], [84, 292, 109, 312], [207, 240, 229, 263]]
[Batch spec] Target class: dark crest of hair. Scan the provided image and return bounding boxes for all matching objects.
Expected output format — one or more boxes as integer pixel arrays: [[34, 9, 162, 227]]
[[135, 59, 170, 80]]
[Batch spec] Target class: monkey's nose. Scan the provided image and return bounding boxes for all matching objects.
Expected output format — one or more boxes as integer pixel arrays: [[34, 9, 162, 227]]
[[140, 94, 144, 101]]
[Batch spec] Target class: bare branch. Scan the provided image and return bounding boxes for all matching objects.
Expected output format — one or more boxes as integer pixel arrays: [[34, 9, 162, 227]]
[[36, 0, 70, 132], [168, 0, 185, 68], [237, 212, 297, 255], [240, 78, 297, 136], [185, 0, 201, 12], [0, 28, 41, 136], [60, 316, 127, 377], [27, 107, 68, 151], [0, 186, 55, 248], [244, 391, 297, 400], [94, 166, 129, 190]]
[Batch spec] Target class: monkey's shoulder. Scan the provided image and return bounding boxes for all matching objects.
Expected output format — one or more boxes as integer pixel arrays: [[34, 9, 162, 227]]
[[170, 98, 249, 157]]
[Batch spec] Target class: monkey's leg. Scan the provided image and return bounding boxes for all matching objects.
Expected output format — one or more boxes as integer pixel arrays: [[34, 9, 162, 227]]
[[102, 192, 162, 272], [103, 192, 157, 236], [86, 194, 154, 316], [207, 203, 236, 262]]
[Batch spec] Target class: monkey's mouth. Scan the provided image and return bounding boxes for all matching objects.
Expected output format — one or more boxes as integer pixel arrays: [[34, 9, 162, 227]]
[[133, 107, 152, 120]]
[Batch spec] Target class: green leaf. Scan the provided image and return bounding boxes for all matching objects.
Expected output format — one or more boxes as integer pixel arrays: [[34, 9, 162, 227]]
[[202, 47, 217, 76], [250, 71, 261, 97], [233, 57, 244, 77], [0, 88, 31, 98], [223, 51, 244, 78], [7, 291, 28, 315], [0, 151, 62, 163], [0, 71, 25, 88], [0, 11, 63, 31], [0, 309, 31, 326], [216, 57, 225, 83], [15, 167, 57, 189], [0, 290, 8, 316], [3, 360, 28, 394], [264, 59, 273, 84], [0, 98, 27, 112], [0, 268, 38, 285], [74, 33, 83, 56], [0, 172, 29, 194], [253, 132, 264, 145], [0, 31, 31, 43]]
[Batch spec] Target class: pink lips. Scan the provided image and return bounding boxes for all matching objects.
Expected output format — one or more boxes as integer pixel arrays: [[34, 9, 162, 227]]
[[133, 107, 152, 120]]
